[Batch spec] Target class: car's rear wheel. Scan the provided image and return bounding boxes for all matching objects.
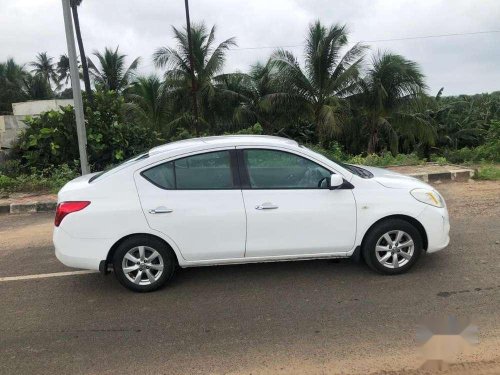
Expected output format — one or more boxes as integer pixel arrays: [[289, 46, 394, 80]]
[[362, 219, 423, 275], [113, 235, 176, 292]]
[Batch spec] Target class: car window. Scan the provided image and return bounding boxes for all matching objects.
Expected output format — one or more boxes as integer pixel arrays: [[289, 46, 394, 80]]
[[90, 153, 149, 183], [142, 161, 175, 189], [243, 149, 331, 189], [142, 151, 234, 190]]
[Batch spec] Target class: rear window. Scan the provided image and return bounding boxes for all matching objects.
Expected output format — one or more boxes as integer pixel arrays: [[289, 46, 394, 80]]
[[89, 153, 149, 183]]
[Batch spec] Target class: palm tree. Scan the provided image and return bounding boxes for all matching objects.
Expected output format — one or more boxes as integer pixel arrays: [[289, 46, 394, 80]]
[[0, 58, 28, 113], [87, 47, 140, 92], [22, 73, 53, 100], [56, 54, 72, 85], [270, 21, 366, 143], [70, 0, 93, 101], [30, 52, 58, 89], [215, 61, 279, 133], [354, 52, 432, 153], [153, 23, 236, 133], [126, 75, 170, 134]]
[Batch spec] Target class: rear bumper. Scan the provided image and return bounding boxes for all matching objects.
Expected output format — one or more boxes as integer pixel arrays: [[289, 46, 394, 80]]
[[53, 227, 111, 271], [417, 205, 450, 253]]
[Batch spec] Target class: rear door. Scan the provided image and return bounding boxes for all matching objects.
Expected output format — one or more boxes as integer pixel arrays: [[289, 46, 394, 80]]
[[134, 149, 247, 262], [238, 148, 357, 258]]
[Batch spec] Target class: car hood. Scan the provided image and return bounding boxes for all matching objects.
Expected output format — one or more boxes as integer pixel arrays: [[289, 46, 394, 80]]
[[357, 165, 431, 189]]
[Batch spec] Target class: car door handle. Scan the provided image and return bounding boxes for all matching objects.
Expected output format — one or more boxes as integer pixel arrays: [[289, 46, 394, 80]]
[[255, 202, 279, 210], [149, 207, 173, 214]]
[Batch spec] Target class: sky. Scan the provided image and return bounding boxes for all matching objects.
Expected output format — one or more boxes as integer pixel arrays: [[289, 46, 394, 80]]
[[1, 0, 499, 95]]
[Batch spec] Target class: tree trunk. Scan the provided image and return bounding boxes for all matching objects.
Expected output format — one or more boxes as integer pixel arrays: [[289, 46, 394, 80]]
[[367, 126, 378, 154], [184, 0, 199, 135], [70, 2, 93, 105]]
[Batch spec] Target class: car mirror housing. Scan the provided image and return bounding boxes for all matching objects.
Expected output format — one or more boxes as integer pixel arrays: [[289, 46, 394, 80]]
[[329, 174, 344, 189]]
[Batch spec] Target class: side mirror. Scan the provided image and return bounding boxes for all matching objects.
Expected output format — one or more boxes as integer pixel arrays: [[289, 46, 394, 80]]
[[329, 174, 344, 189]]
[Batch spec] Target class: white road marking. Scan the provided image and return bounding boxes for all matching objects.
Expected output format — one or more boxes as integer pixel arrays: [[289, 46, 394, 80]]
[[0, 270, 97, 282]]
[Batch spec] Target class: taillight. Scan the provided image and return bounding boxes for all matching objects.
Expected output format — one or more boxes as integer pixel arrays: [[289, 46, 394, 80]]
[[54, 201, 90, 227]]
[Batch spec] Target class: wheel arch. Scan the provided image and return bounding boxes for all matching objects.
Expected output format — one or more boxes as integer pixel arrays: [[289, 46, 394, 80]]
[[105, 233, 180, 270], [360, 214, 428, 251]]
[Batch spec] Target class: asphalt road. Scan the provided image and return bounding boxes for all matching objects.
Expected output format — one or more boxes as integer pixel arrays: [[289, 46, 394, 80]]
[[0, 181, 499, 374]]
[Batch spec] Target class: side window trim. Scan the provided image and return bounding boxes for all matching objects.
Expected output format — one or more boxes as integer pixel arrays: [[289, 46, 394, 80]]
[[237, 147, 334, 190], [141, 149, 241, 190]]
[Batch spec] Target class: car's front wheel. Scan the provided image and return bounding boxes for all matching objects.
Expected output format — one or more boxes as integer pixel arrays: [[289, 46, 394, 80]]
[[113, 235, 176, 292], [362, 219, 423, 275]]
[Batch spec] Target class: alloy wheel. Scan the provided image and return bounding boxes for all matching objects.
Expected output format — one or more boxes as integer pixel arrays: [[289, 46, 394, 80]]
[[375, 230, 415, 269], [121, 246, 164, 285]]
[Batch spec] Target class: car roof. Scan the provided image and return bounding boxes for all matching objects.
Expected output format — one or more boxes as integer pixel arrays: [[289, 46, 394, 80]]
[[148, 135, 299, 156]]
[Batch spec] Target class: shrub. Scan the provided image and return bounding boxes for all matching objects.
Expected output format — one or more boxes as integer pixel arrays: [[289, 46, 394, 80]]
[[231, 123, 264, 135], [429, 155, 449, 165], [306, 141, 348, 162], [0, 159, 22, 177], [0, 163, 78, 193], [346, 153, 424, 167], [475, 164, 500, 180], [0, 174, 17, 192], [443, 120, 500, 164], [11, 91, 163, 173]]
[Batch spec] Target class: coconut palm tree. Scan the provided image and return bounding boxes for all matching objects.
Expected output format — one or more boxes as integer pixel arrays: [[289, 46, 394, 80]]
[[56, 54, 72, 85], [152, 23, 236, 133], [0, 58, 29, 113], [22, 73, 53, 100], [215, 61, 280, 133], [354, 52, 432, 153], [70, 0, 93, 101], [269, 21, 366, 143], [126, 75, 171, 134], [87, 47, 140, 92], [30, 52, 58, 89]]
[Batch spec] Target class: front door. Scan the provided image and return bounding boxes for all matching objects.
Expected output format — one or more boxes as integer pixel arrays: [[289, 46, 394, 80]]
[[238, 148, 357, 258], [135, 149, 246, 262]]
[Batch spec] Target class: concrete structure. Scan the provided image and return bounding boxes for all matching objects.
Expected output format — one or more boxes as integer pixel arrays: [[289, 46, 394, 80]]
[[12, 99, 74, 118], [0, 115, 27, 149], [0, 99, 74, 152]]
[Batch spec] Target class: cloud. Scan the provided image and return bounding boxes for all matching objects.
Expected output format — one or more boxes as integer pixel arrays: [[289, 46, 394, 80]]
[[0, 0, 499, 95]]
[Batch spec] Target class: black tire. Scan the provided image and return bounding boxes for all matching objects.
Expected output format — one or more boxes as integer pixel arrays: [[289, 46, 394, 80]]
[[362, 218, 423, 275], [113, 235, 176, 292]]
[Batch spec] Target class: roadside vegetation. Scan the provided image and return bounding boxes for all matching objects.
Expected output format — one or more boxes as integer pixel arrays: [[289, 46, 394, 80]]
[[1, 20, 499, 193], [475, 164, 500, 181]]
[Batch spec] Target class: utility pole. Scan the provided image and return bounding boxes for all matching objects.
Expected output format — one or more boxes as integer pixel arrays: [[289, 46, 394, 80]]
[[61, 0, 90, 175], [184, 0, 199, 135], [70, 0, 94, 106]]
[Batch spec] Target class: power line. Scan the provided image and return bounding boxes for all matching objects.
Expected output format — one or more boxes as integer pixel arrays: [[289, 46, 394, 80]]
[[362, 29, 500, 43], [138, 28, 500, 68], [227, 29, 500, 51]]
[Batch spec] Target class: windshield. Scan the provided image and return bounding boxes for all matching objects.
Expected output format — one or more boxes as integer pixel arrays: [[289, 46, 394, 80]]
[[89, 153, 150, 183], [300, 145, 373, 179], [299, 145, 348, 168]]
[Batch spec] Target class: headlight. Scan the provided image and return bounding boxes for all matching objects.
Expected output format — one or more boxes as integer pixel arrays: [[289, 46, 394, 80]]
[[410, 188, 445, 208]]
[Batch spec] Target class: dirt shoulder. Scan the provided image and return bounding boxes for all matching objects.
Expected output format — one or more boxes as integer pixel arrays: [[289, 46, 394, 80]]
[[434, 180, 500, 218]]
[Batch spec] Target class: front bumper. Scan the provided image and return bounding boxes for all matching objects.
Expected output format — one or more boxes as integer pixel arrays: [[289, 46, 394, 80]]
[[417, 205, 450, 253]]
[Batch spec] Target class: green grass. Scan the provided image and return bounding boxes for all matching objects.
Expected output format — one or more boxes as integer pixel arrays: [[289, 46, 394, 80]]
[[0, 164, 78, 194], [346, 153, 425, 167], [475, 164, 500, 180]]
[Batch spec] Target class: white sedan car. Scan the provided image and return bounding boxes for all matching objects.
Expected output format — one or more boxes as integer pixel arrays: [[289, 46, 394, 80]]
[[54, 135, 449, 292]]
